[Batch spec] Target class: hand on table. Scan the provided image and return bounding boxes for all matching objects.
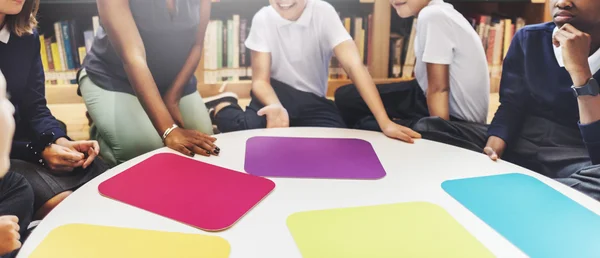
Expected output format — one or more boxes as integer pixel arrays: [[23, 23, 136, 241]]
[[164, 127, 219, 157], [257, 104, 289, 128], [380, 120, 421, 143], [484, 136, 507, 161], [0, 215, 20, 256]]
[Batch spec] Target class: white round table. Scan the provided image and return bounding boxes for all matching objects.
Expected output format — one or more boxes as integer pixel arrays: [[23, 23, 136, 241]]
[[17, 127, 600, 258]]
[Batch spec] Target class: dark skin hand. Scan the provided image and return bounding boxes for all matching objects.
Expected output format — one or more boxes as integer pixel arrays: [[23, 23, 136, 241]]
[[97, 0, 218, 156]]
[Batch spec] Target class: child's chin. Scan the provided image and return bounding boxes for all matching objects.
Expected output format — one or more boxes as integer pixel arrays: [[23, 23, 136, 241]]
[[395, 9, 413, 18]]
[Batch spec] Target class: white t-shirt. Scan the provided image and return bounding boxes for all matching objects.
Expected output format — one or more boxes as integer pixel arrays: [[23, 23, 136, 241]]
[[245, 0, 352, 97], [414, 0, 490, 123]]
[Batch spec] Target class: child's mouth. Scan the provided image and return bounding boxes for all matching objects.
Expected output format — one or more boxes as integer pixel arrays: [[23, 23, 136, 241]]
[[278, 2, 297, 10]]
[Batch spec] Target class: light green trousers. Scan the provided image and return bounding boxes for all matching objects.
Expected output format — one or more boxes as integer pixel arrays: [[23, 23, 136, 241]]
[[79, 70, 213, 166]]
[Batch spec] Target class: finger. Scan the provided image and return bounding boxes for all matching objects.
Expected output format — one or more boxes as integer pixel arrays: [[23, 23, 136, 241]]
[[92, 140, 100, 155], [257, 107, 268, 117], [176, 144, 195, 157], [483, 147, 498, 161], [553, 31, 570, 46], [2, 216, 18, 223], [191, 144, 211, 157], [556, 29, 575, 40], [59, 148, 85, 163], [82, 149, 97, 169], [13, 239, 21, 250], [394, 131, 414, 144], [13, 222, 19, 233], [561, 23, 581, 35], [402, 128, 422, 139]]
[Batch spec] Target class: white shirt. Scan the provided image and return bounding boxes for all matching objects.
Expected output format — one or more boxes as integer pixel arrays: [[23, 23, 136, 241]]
[[414, 0, 490, 123], [553, 27, 600, 75], [245, 0, 352, 97], [0, 24, 10, 44]]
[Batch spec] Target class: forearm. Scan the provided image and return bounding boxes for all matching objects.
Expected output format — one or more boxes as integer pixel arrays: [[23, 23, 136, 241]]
[[252, 80, 281, 106], [426, 90, 450, 120], [125, 59, 175, 135], [347, 64, 391, 125]]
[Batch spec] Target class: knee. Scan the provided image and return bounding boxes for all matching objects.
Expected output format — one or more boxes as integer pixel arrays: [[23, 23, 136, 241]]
[[35, 191, 72, 219], [334, 84, 357, 105], [412, 116, 445, 132]]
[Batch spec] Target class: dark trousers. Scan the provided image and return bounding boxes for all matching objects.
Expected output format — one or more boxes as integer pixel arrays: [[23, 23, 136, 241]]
[[216, 79, 346, 133], [0, 172, 34, 258], [413, 115, 600, 201], [335, 80, 429, 130]]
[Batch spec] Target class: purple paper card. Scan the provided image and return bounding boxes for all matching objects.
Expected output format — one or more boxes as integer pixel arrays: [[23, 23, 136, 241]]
[[244, 136, 386, 179]]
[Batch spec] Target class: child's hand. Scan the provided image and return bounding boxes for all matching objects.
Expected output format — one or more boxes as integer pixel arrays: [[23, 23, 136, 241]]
[[484, 136, 506, 161], [380, 120, 421, 143], [257, 104, 290, 128], [0, 215, 21, 256]]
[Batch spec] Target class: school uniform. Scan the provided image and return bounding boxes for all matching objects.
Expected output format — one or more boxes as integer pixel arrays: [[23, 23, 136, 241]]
[[80, 0, 213, 166], [414, 22, 600, 201], [335, 0, 490, 130], [215, 0, 351, 132], [0, 26, 108, 211]]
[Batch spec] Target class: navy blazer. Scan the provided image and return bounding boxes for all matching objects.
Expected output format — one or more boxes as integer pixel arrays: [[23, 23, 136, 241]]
[[0, 30, 67, 163]]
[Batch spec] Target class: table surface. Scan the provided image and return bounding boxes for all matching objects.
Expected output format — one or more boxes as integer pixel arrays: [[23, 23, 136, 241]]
[[17, 127, 600, 258]]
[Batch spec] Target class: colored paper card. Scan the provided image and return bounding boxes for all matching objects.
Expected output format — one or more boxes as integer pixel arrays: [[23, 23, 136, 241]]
[[287, 202, 493, 258], [99, 153, 275, 231], [29, 224, 230, 258], [442, 173, 600, 258], [245, 136, 386, 179]]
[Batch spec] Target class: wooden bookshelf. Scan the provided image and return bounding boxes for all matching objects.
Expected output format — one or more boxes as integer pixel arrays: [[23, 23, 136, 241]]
[[41, 0, 553, 103]]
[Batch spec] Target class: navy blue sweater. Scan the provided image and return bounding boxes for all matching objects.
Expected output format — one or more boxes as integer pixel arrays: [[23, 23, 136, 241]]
[[489, 22, 600, 164], [0, 30, 67, 163]]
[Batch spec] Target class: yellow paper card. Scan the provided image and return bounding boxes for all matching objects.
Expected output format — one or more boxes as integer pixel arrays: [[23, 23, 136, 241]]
[[287, 202, 493, 258], [29, 224, 230, 258]]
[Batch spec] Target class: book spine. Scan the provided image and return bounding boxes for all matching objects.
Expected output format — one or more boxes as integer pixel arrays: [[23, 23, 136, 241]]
[[227, 19, 234, 80], [69, 20, 80, 68], [39, 35, 49, 72], [50, 43, 64, 84], [54, 22, 67, 72], [233, 15, 240, 81], [61, 21, 75, 70], [240, 19, 247, 68]]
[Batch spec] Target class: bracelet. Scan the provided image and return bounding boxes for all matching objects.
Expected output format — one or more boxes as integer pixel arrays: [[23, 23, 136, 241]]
[[162, 124, 179, 141]]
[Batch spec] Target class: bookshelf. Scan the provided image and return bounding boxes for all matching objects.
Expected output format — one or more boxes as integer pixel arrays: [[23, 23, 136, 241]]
[[39, 0, 552, 103]]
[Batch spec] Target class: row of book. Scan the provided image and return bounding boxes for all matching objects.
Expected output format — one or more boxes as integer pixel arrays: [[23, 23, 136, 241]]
[[329, 14, 374, 80], [389, 15, 526, 92], [40, 17, 100, 85]]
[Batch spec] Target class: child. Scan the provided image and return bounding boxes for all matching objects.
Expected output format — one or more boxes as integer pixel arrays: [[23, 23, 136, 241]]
[[412, 0, 600, 200], [206, 0, 421, 143], [335, 0, 490, 133], [0, 0, 108, 220], [0, 68, 33, 258]]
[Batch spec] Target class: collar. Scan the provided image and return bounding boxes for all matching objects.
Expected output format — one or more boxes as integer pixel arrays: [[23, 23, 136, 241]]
[[271, 0, 314, 28], [0, 24, 10, 44], [553, 27, 600, 74], [427, 0, 445, 6]]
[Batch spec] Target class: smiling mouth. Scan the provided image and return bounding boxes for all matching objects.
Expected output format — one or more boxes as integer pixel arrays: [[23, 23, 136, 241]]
[[393, 2, 407, 7], [278, 2, 297, 10]]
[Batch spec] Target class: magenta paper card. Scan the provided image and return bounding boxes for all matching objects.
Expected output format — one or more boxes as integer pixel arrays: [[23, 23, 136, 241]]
[[244, 136, 386, 179]]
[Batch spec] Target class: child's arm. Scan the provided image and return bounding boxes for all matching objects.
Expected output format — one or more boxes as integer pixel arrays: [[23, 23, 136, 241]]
[[251, 50, 289, 128], [425, 63, 450, 120], [334, 41, 421, 143]]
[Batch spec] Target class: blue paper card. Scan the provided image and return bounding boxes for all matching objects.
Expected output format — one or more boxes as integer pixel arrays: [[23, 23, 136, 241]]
[[442, 173, 600, 258]]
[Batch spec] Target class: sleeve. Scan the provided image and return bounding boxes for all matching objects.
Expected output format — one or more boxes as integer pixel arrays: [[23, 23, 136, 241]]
[[245, 11, 271, 53], [487, 29, 533, 144], [579, 120, 600, 164], [10, 141, 38, 164], [20, 32, 68, 143], [418, 9, 455, 65], [320, 3, 352, 50]]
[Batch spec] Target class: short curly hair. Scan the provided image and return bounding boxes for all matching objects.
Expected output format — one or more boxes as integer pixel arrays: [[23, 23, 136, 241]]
[[4, 0, 40, 37]]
